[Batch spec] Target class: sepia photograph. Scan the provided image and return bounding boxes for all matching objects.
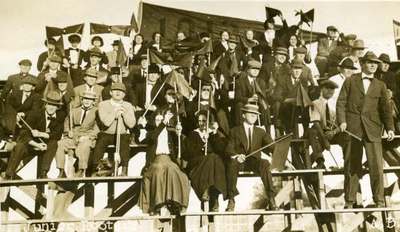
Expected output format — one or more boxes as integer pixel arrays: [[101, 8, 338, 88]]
[[1, 0, 400, 231]]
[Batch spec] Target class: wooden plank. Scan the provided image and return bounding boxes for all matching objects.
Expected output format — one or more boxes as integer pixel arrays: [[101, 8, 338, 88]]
[[317, 171, 327, 210]]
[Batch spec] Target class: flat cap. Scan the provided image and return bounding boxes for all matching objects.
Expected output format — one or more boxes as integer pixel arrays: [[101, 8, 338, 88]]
[[247, 60, 262, 69], [319, 79, 338, 89], [85, 68, 98, 78], [291, 58, 304, 69], [344, 34, 357, 40], [338, 57, 357, 70], [352, 39, 366, 49], [294, 47, 307, 54], [275, 47, 288, 56], [22, 76, 37, 86], [89, 47, 103, 58], [111, 82, 126, 92], [19, 59, 32, 66], [54, 73, 68, 83], [80, 91, 98, 99], [327, 25, 338, 31], [49, 54, 62, 63]]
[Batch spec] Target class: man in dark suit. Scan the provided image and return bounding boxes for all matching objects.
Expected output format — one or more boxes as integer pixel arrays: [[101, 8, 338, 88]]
[[225, 103, 276, 211], [337, 51, 395, 208], [127, 55, 149, 85], [63, 34, 85, 86], [37, 38, 63, 72], [82, 48, 110, 86], [1, 59, 36, 101], [218, 38, 246, 83], [6, 77, 42, 135], [234, 60, 269, 129], [4, 91, 66, 179], [212, 31, 230, 60], [315, 26, 339, 76]]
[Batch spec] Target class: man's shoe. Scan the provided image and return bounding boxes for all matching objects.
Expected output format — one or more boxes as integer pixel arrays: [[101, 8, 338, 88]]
[[210, 199, 219, 212], [265, 199, 278, 211], [39, 171, 48, 179], [120, 166, 128, 176], [75, 169, 85, 178], [57, 169, 66, 178], [225, 198, 235, 212], [201, 190, 209, 202], [375, 202, 385, 208]]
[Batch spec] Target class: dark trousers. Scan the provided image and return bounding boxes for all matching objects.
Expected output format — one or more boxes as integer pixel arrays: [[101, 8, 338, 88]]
[[344, 137, 384, 204], [6, 140, 58, 177], [226, 156, 275, 199], [92, 133, 131, 168]]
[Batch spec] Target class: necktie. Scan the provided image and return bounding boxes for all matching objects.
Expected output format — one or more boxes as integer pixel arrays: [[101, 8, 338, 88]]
[[21, 93, 29, 104], [325, 103, 331, 123], [247, 126, 252, 152], [80, 109, 88, 125]]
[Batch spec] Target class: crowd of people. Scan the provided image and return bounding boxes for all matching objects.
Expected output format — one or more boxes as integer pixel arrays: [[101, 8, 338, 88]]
[[0, 12, 399, 216]]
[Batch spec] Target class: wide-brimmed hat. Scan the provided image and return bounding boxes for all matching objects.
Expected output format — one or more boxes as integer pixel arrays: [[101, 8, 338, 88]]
[[85, 68, 98, 78], [361, 51, 381, 63], [352, 39, 366, 49], [247, 60, 262, 70], [318, 79, 338, 89], [42, 91, 63, 106], [338, 57, 357, 70], [80, 91, 98, 100], [378, 53, 391, 64], [49, 54, 62, 63], [241, 103, 260, 115], [291, 58, 304, 69], [111, 82, 126, 93], [91, 36, 104, 47], [275, 47, 288, 56]]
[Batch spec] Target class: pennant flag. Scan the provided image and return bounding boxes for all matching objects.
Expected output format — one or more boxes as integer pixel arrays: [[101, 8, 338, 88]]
[[116, 39, 127, 67], [195, 59, 211, 82], [393, 20, 400, 44], [111, 25, 133, 36], [176, 37, 202, 51], [46, 24, 84, 38], [295, 83, 313, 107], [209, 55, 222, 72], [148, 49, 173, 65], [195, 39, 213, 55], [296, 9, 315, 27], [240, 36, 258, 50], [130, 10, 139, 32], [173, 52, 193, 68], [166, 70, 194, 99], [265, 6, 282, 19], [271, 134, 293, 171], [90, 23, 111, 34]]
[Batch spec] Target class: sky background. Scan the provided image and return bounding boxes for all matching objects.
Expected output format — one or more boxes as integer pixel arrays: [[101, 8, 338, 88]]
[[0, 0, 399, 79]]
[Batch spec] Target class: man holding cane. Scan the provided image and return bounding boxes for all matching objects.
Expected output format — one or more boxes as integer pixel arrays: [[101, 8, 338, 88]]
[[337, 51, 395, 208]]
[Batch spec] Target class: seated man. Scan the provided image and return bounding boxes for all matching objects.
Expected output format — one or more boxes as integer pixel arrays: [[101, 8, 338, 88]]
[[4, 91, 66, 179], [307, 79, 346, 169], [7, 77, 41, 136], [73, 68, 103, 107], [225, 103, 277, 211], [91, 83, 136, 176], [56, 91, 99, 178]]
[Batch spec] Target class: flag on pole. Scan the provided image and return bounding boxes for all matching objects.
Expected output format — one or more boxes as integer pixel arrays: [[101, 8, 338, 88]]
[[296, 9, 315, 27], [295, 83, 313, 107], [148, 49, 173, 65], [166, 70, 194, 99], [90, 23, 133, 36], [110, 25, 132, 36], [116, 39, 127, 66], [90, 23, 111, 34], [271, 134, 293, 171], [46, 23, 84, 38], [209, 55, 222, 72], [195, 59, 211, 82], [265, 6, 282, 19], [130, 10, 139, 32], [195, 39, 213, 55], [393, 20, 400, 44], [173, 52, 193, 68], [54, 36, 65, 57]]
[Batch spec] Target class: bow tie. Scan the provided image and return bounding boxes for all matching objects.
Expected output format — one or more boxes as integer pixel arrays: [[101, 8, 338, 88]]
[[363, 77, 373, 81], [70, 48, 79, 51], [47, 114, 56, 120]]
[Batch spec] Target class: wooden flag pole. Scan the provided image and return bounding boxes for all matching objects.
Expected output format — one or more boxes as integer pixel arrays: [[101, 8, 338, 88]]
[[243, 133, 293, 159], [114, 116, 122, 176], [69, 102, 73, 137], [174, 82, 182, 159], [142, 78, 168, 118], [18, 115, 46, 144]]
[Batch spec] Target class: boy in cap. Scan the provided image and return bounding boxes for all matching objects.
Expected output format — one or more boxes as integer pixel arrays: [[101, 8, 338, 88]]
[[307, 79, 344, 169], [56, 91, 99, 178], [4, 91, 67, 179], [36, 54, 74, 97], [225, 103, 276, 211], [377, 53, 399, 106], [337, 51, 395, 208], [1, 59, 36, 101], [91, 83, 136, 176], [73, 69, 104, 107], [53, 74, 74, 113], [7, 77, 41, 135]]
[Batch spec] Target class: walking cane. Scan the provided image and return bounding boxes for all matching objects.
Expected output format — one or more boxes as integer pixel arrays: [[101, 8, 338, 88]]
[[18, 115, 46, 144], [174, 83, 182, 159], [114, 116, 122, 176], [69, 102, 73, 138], [252, 81, 262, 127]]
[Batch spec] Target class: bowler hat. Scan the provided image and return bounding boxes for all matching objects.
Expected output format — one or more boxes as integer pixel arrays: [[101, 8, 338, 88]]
[[91, 36, 104, 47], [338, 57, 357, 70], [378, 53, 391, 64], [111, 82, 126, 92], [42, 91, 63, 106], [241, 103, 260, 115], [68, 34, 81, 44], [352, 39, 366, 49], [362, 51, 381, 63], [18, 59, 32, 66], [80, 91, 98, 100]]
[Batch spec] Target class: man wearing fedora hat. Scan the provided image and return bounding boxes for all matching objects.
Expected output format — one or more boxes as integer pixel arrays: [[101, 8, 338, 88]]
[[73, 68, 104, 107], [4, 91, 67, 179], [91, 82, 136, 176], [219, 36, 246, 83], [1, 59, 36, 101], [55, 91, 99, 178], [337, 51, 395, 208], [328, 57, 357, 110], [36, 54, 74, 97], [6, 77, 42, 135], [225, 103, 277, 211]]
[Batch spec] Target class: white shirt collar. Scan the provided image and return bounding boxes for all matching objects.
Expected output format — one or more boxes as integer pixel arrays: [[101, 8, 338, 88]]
[[362, 72, 373, 79], [110, 99, 123, 106]]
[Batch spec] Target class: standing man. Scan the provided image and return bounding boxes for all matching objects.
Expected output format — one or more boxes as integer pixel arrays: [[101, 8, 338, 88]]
[[64, 34, 85, 86], [106, 40, 120, 70], [1, 59, 36, 101], [72, 69, 103, 107], [225, 103, 276, 211], [337, 51, 395, 208], [315, 26, 339, 76]]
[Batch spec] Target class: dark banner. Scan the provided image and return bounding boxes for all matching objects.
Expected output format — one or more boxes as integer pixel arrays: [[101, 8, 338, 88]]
[[139, 2, 324, 44]]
